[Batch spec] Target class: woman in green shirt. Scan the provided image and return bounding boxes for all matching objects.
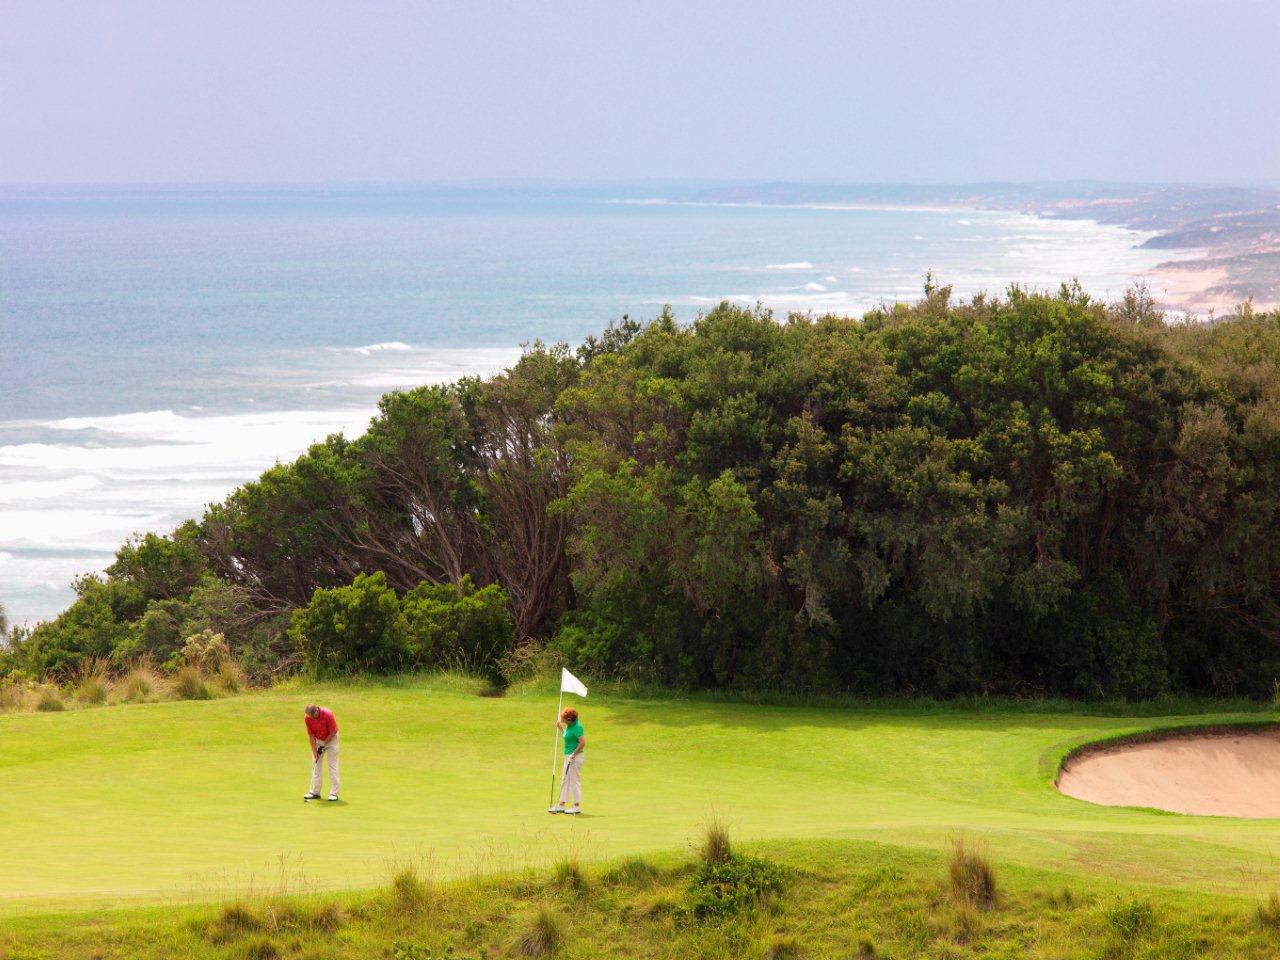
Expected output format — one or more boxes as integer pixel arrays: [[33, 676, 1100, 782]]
[[548, 708, 586, 815]]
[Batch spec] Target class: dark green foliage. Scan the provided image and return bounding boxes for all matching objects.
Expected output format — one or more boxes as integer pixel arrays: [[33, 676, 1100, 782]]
[[687, 853, 786, 920], [402, 577, 514, 674], [291, 573, 408, 674], [288, 573, 515, 676], [553, 294, 1280, 697], [107, 524, 206, 603], [17, 575, 144, 677], [116, 599, 186, 666], [17, 290, 1280, 698]]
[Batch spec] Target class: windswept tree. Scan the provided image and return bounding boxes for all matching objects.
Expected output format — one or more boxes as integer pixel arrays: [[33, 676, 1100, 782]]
[[14, 290, 1280, 697]]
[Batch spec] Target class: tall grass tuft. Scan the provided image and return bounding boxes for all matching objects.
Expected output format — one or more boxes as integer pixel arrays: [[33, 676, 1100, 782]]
[[387, 866, 431, 916], [553, 857, 586, 891], [0, 680, 33, 712], [36, 686, 65, 712], [1105, 898, 1156, 943], [601, 855, 659, 887], [949, 903, 979, 944], [635, 890, 677, 919], [303, 900, 345, 931], [118, 663, 160, 703], [173, 666, 214, 701], [217, 660, 244, 694], [1259, 892, 1280, 930], [512, 906, 563, 957], [700, 818, 732, 866], [947, 836, 997, 907], [237, 934, 281, 959], [74, 660, 111, 705], [257, 897, 346, 933], [763, 933, 801, 959], [206, 902, 263, 944]]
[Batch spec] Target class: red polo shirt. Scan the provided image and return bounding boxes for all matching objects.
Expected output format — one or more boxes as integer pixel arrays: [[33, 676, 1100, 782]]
[[305, 708, 338, 741]]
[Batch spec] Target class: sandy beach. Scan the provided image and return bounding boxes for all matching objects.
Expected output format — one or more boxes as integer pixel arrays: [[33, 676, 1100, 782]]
[[1142, 262, 1239, 314]]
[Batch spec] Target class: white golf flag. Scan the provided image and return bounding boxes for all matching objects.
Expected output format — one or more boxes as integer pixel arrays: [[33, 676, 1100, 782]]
[[560, 667, 588, 698]]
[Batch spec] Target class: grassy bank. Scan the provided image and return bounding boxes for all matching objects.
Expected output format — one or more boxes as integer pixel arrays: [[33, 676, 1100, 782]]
[[5, 835, 1280, 959]]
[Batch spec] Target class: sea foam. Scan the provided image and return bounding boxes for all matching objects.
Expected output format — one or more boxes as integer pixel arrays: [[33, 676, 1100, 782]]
[[0, 345, 518, 624]]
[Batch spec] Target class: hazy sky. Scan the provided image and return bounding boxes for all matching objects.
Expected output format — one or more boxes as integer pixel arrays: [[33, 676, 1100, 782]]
[[1, 0, 1277, 185]]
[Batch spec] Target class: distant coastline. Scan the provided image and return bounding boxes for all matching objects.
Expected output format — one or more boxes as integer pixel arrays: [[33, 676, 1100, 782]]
[[673, 182, 1280, 314]]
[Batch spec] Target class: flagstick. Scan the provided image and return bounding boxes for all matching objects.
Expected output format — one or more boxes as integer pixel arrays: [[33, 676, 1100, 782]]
[[548, 687, 564, 808]]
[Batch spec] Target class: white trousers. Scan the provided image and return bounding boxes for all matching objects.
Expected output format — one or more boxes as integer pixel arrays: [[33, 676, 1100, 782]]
[[310, 732, 340, 796], [558, 752, 583, 805]]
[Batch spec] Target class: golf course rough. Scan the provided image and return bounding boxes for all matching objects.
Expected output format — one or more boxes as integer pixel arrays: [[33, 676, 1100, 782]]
[[3, 674, 1280, 916]]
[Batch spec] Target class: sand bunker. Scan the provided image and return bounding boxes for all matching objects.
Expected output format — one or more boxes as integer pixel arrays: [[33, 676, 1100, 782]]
[[1057, 727, 1280, 818]]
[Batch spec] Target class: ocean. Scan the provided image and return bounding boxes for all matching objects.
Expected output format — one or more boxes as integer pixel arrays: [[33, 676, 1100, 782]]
[[0, 185, 1179, 624]]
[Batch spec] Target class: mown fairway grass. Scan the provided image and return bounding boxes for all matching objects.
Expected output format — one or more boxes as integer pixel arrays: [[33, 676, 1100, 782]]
[[2, 674, 1279, 921]]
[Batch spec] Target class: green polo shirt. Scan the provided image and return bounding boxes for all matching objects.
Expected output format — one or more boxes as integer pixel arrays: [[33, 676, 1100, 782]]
[[563, 721, 584, 755]]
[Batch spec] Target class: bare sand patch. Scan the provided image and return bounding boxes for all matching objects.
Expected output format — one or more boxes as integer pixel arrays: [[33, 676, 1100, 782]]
[[1057, 727, 1280, 818], [1142, 262, 1237, 314]]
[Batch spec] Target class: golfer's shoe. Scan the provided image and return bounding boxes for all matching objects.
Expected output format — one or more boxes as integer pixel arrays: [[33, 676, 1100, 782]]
[[327, 794, 339, 802], [304, 792, 321, 800], [565, 805, 581, 815], [547, 804, 566, 814]]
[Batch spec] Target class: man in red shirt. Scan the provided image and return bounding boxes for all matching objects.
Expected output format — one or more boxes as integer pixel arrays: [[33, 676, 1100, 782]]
[[303, 705, 340, 801]]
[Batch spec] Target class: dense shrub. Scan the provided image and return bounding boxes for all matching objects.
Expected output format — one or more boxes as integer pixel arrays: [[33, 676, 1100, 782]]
[[17, 293, 1280, 698], [290, 573, 408, 674], [289, 573, 516, 676], [401, 576, 513, 673], [117, 599, 187, 666], [687, 853, 786, 919], [17, 575, 144, 677]]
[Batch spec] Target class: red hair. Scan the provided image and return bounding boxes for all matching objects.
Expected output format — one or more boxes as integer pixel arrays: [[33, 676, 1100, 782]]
[[561, 708, 579, 723]]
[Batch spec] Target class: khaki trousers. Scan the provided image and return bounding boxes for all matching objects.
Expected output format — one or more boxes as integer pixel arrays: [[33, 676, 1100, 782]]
[[310, 732, 340, 796], [558, 752, 583, 805]]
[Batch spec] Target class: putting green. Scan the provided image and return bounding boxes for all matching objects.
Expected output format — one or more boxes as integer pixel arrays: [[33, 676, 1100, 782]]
[[2, 675, 1279, 915]]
